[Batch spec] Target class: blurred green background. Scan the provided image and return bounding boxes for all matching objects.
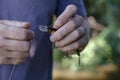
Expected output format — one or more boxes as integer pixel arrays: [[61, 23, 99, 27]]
[[53, 0, 120, 80]]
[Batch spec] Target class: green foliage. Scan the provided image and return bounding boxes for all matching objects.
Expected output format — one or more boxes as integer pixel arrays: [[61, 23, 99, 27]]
[[106, 0, 120, 27], [53, 48, 65, 62], [84, 0, 107, 25], [104, 28, 120, 64]]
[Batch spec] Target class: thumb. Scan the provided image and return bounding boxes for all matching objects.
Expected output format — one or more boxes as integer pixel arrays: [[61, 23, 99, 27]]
[[0, 20, 30, 29]]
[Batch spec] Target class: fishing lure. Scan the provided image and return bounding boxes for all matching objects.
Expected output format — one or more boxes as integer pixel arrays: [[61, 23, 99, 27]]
[[39, 25, 81, 65]]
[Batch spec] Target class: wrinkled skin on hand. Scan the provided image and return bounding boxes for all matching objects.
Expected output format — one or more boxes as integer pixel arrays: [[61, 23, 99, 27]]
[[0, 20, 34, 64], [50, 5, 90, 53]]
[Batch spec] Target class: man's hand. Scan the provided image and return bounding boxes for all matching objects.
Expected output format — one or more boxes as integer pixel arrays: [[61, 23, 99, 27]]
[[50, 5, 90, 53], [0, 20, 34, 64]]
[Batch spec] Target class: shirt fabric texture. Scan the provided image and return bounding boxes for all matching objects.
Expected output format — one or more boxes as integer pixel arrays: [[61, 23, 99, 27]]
[[0, 0, 86, 80]]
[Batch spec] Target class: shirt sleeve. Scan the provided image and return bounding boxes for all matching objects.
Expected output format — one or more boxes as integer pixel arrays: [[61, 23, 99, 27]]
[[55, 0, 87, 17]]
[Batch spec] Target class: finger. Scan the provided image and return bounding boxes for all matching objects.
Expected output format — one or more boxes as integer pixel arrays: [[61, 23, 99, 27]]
[[72, 15, 84, 27], [0, 23, 34, 40], [0, 50, 29, 58], [0, 57, 7, 64], [0, 20, 30, 29], [0, 57, 26, 64], [54, 5, 77, 29], [8, 58, 26, 64], [50, 15, 83, 42], [4, 40, 30, 52], [5, 27, 34, 40], [58, 35, 88, 52], [0, 36, 5, 48], [55, 27, 86, 47]]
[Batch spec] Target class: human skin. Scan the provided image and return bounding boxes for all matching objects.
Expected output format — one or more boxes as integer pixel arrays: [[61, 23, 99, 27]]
[[0, 5, 89, 64], [50, 5, 90, 53], [0, 20, 34, 64]]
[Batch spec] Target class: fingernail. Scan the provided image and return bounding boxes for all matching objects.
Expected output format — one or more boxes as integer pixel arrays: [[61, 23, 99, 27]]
[[53, 25, 58, 29], [22, 22, 31, 29], [53, 20, 62, 29]]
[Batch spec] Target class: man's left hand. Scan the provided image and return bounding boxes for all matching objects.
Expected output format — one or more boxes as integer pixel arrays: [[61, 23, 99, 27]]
[[50, 5, 90, 53]]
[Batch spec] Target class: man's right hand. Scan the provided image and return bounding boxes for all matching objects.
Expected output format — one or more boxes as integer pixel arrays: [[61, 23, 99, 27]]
[[0, 20, 34, 64]]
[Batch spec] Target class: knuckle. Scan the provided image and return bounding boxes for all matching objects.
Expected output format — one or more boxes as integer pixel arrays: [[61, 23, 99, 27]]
[[0, 24, 7, 33], [22, 52, 29, 58], [59, 42, 64, 47], [0, 57, 7, 64], [78, 27, 85, 35], [73, 15, 84, 26], [5, 40, 30, 52], [0, 39, 5, 49], [54, 18, 64, 28], [77, 15, 84, 21], [22, 30, 29, 40], [6, 40, 17, 50], [24, 52, 29, 58], [29, 31, 34, 39], [83, 27, 86, 33], [63, 21, 76, 33], [15, 52, 29, 58], [1, 51, 9, 57], [74, 30, 80, 38], [23, 41, 30, 52], [6, 26, 13, 35], [0, 23, 6, 29], [84, 38, 89, 46], [56, 42, 64, 47], [13, 52, 21, 58], [51, 33, 64, 42], [75, 42, 80, 49], [55, 42, 60, 47], [4, 26, 34, 40], [70, 20, 76, 28], [5, 27, 20, 39], [80, 39, 86, 47], [80, 39, 84, 44], [57, 18, 65, 25], [56, 34, 63, 40], [12, 59, 25, 64]]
